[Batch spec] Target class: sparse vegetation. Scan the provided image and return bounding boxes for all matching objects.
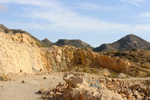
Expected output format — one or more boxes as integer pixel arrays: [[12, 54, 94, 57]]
[[101, 50, 150, 77], [111, 72, 118, 78], [0, 75, 10, 81], [132, 48, 137, 51]]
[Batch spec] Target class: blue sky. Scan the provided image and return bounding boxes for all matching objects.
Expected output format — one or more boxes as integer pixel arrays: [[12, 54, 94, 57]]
[[0, 0, 150, 47]]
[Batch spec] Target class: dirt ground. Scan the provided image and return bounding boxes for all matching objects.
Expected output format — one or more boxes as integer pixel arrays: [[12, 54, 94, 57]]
[[0, 72, 64, 100], [1, 72, 150, 100]]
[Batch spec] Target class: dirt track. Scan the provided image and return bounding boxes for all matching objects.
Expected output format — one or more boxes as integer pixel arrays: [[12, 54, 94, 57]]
[[0, 72, 64, 100]]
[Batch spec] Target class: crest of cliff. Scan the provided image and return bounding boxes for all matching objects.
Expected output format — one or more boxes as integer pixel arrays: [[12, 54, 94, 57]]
[[93, 34, 150, 52], [0, 24, 47, 47]]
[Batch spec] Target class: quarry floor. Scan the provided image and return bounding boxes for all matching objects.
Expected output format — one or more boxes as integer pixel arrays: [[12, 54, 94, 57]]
[[1, 72, 150, 100], [0, 72, 64, 100]]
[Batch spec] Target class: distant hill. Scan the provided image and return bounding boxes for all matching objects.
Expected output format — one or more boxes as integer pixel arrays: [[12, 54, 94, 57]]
[[2, 24, 149, 51], [93, 34, 150, 52], [0, 24, 93, 49], [93, 43, 117, 52], [55, 39, 93, 49], [41, 38, 53, 46]]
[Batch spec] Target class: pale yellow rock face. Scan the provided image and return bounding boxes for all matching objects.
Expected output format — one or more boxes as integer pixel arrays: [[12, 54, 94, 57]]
[[0, 32, 130, 75], [45, 46, 129, 72], [0, 32, 46, 74]]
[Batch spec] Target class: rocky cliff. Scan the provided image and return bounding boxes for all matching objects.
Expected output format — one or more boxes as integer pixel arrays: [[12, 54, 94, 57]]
[[44, 45, 130, 72], [0, 32, 46, 74], [0, 31, 130, 75], [2, 25, 150, 77]]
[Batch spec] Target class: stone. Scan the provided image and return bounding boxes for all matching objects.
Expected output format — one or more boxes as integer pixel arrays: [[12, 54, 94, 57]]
[[63, 73, 89, 88], [131, 84, 141, 90], [43, 77, 46, 79], [100, 89, 125, 100], [22, 80, 26, 83], [117, 73, 127, 79], [101, 69, 111, 77], [120, 93, 126, 98], [132, 90, 143, 99]]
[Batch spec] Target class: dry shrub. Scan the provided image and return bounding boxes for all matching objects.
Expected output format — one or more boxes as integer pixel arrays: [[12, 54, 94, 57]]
[[0, 74, 10, 81]]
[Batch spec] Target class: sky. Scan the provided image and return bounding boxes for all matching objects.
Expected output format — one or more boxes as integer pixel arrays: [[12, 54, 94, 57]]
[[0, 0, 150, 47]]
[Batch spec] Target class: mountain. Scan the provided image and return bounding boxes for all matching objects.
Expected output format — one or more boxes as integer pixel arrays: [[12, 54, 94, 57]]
[[55, 39, 93, 49], [2, 24, 149, 51], [0, 24, 93, 49], [93, 34, 150, 52], [93, 43, 117, 52], [41, 38, 53, 46]]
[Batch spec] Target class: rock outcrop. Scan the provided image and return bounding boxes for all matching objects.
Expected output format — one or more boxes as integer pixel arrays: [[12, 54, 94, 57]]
[[41, 72, 150, 100], [0, 31, 130, 75], [45, 46, 130, 72], [0, 32, 46, 74], [41, 73, 125, 100]]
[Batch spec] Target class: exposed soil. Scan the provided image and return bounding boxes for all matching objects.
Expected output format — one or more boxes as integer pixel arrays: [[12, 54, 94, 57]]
[[0, 72, 64, 100], [1, 72, 150, 100]]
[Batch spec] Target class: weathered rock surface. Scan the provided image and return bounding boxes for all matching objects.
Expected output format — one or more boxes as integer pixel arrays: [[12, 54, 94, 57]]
[[43, 73, 125, 100], [45, 46, 130, 72], [0, 31, 131, 75], [0, 32, 46, 74], [42, 73, 150, 100]]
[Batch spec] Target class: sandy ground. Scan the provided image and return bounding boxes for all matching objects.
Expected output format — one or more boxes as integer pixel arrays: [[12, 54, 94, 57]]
[[0, 72, 64, 100]]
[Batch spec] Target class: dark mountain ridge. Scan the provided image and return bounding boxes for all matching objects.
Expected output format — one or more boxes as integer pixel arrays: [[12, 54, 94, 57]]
[[55, 39, 93, 49], [41, 38, 53, 47], [1, 24, 150, 51], [94, 34, 150, 52]]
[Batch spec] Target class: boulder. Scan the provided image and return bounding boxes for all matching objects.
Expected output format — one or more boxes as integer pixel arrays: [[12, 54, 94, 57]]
[[62, 73, 125, 100], [117, 73, 127, 79]]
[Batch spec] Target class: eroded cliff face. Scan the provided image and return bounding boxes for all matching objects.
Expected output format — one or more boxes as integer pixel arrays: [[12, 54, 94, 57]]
[[0, 32, 46, 74], [45, 46, 130, 72], [0, 32, 130, 75]]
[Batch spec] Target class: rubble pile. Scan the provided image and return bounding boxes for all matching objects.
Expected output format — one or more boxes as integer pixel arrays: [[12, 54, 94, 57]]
[[102, 78, 150, 100], [41, 73, 150, 100], [41, 73, 124, 100]]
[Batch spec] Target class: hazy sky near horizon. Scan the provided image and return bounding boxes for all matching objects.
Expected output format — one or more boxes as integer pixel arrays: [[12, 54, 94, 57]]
[[0, 0, 150, 47]]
